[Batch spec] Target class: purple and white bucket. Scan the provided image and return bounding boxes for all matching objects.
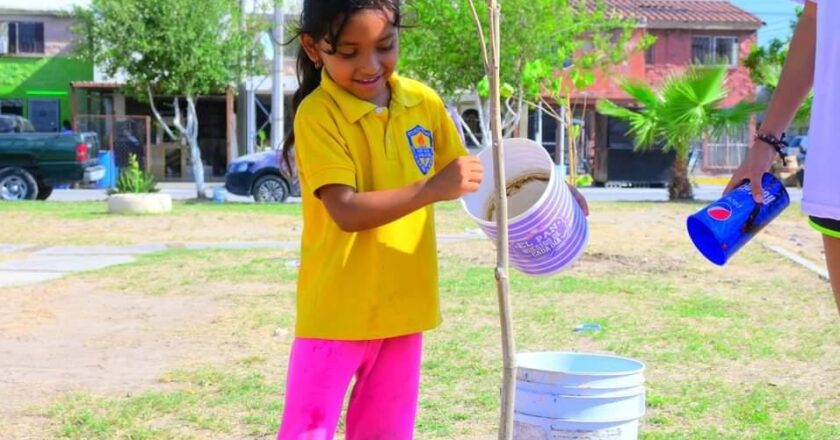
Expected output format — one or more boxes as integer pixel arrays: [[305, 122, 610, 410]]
[[461, 138, 588, 276]]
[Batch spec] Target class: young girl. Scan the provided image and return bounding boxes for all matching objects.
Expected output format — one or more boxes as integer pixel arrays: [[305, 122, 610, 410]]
[[727, 0, 840, 315], [276, 1, 484, 438]]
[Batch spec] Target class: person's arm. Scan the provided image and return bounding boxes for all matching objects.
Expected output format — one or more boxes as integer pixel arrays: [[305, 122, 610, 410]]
[[725, 1, 817, 202], [318, 155, 483, 232]]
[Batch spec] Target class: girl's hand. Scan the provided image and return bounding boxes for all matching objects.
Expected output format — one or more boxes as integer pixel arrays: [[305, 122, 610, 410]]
[[425, 156, 483, 202], [567, 183, 589, 216], [723, 140, 777, 203]]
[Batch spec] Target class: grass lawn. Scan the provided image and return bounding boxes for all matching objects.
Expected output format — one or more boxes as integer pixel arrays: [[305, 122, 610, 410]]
[[0, 200, 837, 439], [0, 200, 475, 245]]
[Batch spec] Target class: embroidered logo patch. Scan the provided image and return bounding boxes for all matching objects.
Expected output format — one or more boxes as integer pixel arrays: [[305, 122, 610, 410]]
[[406, 125, 434, 175]]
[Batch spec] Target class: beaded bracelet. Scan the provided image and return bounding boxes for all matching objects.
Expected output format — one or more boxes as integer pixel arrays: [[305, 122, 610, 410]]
[[754, 131, 789, 166]]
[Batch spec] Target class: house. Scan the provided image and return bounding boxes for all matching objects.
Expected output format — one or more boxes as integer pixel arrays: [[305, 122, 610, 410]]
[[523, 0, 763, 185], [69, 1, 303, 181], [0, 2, 93, 132]]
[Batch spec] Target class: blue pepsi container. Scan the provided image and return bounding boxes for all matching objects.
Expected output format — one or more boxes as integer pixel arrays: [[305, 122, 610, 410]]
[[687, 173, 790, 266]]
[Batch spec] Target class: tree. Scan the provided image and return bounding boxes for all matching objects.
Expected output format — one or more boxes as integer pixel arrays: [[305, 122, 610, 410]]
[[743, 7, 811, 125], [400, 0, 648, 153], [519, 3, 653, 183], [597, 66, 763, 200], [75, 0, 265, 198]]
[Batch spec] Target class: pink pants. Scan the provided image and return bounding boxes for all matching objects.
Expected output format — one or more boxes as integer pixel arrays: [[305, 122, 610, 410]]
[[276, 333, 423, 440]]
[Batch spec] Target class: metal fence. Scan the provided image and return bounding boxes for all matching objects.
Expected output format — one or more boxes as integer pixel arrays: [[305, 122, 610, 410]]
[[74, 115, 152, 172], [702, 125, 750, 172]]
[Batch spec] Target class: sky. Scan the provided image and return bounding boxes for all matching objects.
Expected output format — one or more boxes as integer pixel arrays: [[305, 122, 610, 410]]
[[0, 0, 301, 14], [730, 0, 802, 46], [0, 0, 798, 47]]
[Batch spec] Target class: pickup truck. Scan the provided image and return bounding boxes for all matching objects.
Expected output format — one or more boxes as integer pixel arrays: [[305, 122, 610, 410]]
[[0, 115, 104, 200]]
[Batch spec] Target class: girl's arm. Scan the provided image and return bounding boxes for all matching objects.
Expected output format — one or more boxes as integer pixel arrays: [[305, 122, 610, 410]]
[[318, 155, 483, 232], [724, 1, 817, 202]]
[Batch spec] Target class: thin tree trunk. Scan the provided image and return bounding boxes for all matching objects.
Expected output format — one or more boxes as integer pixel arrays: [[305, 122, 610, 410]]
[[669, 152, 694, 200], [455, 105, 484, 148], [488, 2, 515, 439], [148, 89, 207, 199], [170, 96, 207, 199], [502, 95, 521, 138], [478, 92, 492, 149], [468, 1, 514, 438], [186, 96, 207, 199]]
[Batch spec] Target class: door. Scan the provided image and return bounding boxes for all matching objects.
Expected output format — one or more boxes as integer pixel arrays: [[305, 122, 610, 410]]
[[28, 99, 60, 132]]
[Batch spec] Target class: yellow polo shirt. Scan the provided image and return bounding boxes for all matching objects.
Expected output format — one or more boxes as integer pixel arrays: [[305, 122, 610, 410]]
[[293, 71, 466, 340]]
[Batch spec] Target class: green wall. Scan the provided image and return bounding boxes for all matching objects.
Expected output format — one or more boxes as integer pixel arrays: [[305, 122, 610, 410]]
[[0, 56, 94, 127]]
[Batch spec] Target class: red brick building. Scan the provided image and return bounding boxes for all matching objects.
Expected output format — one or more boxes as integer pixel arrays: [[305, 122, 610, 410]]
[[529, 0, 763, 184]]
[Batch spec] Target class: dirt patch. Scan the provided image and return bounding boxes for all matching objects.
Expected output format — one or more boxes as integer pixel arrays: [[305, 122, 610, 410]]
[[762, 216, 826, 264], [0, 279, 220, 418], [1, 201, 836, 439], [442, 204, 700, 278], [3, 210, 301, 246], [440, 240, 496, 266]]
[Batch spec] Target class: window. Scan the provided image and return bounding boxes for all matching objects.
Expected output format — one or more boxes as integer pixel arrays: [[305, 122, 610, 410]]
[[692, 36, 738, 66], [461, 109, 483, 147], [2, 22, 45, 54], [606, 116, 634, 150], [0, 99, 23, 116], [714, 37, 738, 66], [645, 44, 655, 65]]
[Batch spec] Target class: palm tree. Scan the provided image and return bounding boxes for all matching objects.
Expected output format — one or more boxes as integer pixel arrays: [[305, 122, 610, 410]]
[[596, 66, 763, 200]]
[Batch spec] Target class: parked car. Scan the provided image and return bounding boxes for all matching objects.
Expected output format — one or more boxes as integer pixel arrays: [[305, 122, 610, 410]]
[[0, 115, 35, 134], [0, 115, 103, 200], [225, 149, 300, 202]]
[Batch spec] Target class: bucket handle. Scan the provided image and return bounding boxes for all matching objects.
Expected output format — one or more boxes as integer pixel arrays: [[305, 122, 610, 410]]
[[741, 204, 762, 234], [739, 178, 762, 234]]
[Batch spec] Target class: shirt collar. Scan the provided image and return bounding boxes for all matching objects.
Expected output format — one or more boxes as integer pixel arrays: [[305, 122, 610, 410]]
[[320, 70, 422, 123]]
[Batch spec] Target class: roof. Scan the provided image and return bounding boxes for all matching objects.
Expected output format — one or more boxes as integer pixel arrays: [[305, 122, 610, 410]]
[[70, 81, 121, 90], [604, 0, 763, 30], [0, 0, 88, 15]]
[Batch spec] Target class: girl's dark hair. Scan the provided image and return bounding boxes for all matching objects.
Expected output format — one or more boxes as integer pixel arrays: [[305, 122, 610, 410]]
[[281, 0, 404, 169]]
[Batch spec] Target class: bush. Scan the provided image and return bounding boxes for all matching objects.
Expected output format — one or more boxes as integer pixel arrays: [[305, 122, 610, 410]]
[[110, 153, 158, 194], [576, 174, 593, 187]]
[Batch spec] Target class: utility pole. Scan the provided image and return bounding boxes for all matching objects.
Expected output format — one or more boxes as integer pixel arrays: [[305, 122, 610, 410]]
[[271, 1, 285, 151], [558, 105, 567, 179], [236, 0, 249, 158]]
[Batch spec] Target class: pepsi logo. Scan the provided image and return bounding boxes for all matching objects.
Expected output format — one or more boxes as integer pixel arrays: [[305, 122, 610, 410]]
[[707, 205, 732, 221]]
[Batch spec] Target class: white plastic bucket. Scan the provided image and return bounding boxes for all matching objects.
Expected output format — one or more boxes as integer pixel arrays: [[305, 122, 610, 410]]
[[514, 412, 640, 440], [513, 352, 646, 440], [461, 138, 588, 276]]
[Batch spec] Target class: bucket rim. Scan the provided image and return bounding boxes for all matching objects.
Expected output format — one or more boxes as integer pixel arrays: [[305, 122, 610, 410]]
[[516, 351, 646, 376], [461, 138, 566, 226]]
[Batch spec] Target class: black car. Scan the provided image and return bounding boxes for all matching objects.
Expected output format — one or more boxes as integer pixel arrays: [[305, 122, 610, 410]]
[[225, 149, 300, 202]]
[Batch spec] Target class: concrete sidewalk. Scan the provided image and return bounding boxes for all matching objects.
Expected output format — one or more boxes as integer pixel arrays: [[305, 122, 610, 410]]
[[50, 182, 268, 203], [49, 183, 803, 204], [0, 241, 295, 288]]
